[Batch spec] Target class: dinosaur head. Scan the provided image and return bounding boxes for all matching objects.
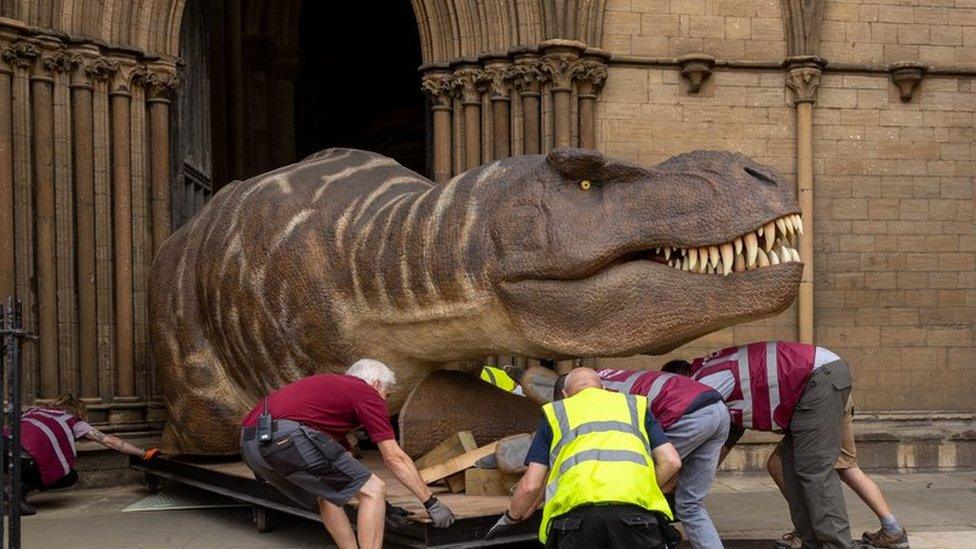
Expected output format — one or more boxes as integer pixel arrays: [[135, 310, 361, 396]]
[[489, 148, 802, 357]]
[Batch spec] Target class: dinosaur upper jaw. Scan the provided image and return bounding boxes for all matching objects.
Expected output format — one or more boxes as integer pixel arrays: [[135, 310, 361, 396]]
[[496, 213, 804, 357]]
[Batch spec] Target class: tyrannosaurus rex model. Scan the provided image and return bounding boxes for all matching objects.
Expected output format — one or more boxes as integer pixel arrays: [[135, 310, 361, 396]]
[[150, 147, 802, 455]]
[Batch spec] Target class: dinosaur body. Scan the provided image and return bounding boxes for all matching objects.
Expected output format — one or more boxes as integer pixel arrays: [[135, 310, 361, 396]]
[[150, 147, 802, 454]]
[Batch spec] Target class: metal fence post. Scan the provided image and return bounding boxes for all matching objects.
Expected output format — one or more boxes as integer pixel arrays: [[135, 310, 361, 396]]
[[2, 296, 31, 549]]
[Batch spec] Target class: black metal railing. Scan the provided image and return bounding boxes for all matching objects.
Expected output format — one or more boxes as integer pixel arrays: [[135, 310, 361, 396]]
[[1, 297, 32, 549]]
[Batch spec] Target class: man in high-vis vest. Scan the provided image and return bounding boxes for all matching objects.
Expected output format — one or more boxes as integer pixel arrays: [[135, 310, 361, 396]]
[[664, 341, 856, 549], [485, 368, 681, 548], [598, 368, 728, 549], [480, 365, 524, 395]]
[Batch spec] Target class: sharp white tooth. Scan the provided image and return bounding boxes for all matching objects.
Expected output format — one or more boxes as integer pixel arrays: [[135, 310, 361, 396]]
[[757, 225, 763, 237], [655, 247, 661, 254], [769, 249, 780, 265], [734, 253, 745, 272], [775, 217, 786, 237], [708, 245, 720, 268], [734, 237, 742, 255], [779, 245, 791, 263], [664, 247, 671, 260], [720, 243, 734, 274], [783, 216, 794, 236], [794, 215, 803, 235], [744, 233, 758, 267], [682, 256, 690, 271], [688, 248, 698, 270], [764, 221, 776, 252], [757, 249, 770, 267], [790, 247, 801, 262]]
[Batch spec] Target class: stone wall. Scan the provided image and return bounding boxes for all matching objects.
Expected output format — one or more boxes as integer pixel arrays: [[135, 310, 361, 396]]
[[595, 0, 976, 413]]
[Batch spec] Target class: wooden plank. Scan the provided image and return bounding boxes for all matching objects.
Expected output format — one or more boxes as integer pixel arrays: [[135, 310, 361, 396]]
[[419, 442, 498, 484], [414, 431, 477, 469], [414, 431, 477, 493], [464, 468, 521, 496]]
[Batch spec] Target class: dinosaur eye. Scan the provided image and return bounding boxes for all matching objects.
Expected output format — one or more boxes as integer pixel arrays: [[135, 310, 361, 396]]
[[579, 180, 592, 190]]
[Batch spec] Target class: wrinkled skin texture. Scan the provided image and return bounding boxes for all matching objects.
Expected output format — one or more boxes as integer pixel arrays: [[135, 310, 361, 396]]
[[151, 147, 801, 454]]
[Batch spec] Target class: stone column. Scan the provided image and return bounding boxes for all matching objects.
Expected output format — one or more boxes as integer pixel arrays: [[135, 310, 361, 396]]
[[32, 45, 61, 399], [146, 66, 180, 253], [452, 62, 483, 171], [575, 51, 609, 150], [421, 66, 454, 183], [512, 53, 542, 155], [70, 51, 99, 399], [0, 44, 14, 300], [109, 71, 135, 403], [481, 57, 514, 159], [785, 56, 825, 345], [541, 41, 586, 149]]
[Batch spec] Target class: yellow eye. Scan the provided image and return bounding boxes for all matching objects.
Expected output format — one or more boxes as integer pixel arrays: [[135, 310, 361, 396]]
[[579, 180, 592, 190]]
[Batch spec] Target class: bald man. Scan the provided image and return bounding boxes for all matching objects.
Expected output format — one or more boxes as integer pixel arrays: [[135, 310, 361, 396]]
[[486, 368, 681, 548]]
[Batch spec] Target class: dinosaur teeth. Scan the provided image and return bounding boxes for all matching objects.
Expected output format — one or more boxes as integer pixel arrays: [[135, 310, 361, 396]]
[[708, 245, 720, 269], [734, 237, 742, 256], [688, 248, 698, 270], [664, 247, 671, 261], [744, 233, 758, 267], [720, 244, 734, 276], [764, 222, 776, 251]]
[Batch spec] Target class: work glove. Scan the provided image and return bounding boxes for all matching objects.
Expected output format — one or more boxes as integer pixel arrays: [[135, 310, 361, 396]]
[[484, 511, 519, 540], [141, 448, 160, 461], [423, 496, 455, 528]]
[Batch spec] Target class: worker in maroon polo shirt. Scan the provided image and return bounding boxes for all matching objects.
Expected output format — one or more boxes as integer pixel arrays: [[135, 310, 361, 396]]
[[240, 359, 455, 549]]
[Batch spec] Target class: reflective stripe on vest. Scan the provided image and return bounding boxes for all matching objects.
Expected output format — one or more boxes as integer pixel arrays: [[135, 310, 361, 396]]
[[539, 389, 671, 543], [600, 370, 644, 395]]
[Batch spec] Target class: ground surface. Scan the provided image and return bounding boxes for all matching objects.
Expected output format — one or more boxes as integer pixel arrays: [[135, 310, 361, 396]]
[[22, 471, 976, 548]]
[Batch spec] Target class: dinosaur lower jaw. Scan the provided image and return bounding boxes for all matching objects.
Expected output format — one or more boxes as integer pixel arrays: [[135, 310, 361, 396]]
[[497, 259, 802, 358], [617, 213, 803, 277]]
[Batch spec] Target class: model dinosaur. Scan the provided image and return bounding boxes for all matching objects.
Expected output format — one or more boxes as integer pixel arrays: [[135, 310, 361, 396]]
[[149, 147, 802, 454]]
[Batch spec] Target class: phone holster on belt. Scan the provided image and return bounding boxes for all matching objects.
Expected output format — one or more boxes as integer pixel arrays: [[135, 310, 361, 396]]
[[256, 397, 273, 445]]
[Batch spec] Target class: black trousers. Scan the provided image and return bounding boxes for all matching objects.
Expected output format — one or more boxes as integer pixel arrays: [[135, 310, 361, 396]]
[[546, 504, 667, 549]]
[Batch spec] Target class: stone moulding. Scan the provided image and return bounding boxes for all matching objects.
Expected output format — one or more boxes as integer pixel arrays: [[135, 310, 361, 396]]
[[677, 53, 715, 94], [889, 61, 927, 103]]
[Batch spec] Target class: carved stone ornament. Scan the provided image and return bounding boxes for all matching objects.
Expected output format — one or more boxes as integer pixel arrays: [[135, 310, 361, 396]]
[[510, 58, 543, 96], [84, 57, 121, 82], [2, 41, 40, 68], [478, 61, 516, 101], [784, 55, 827, 104], [889, 61, 926, 102], [677, 53, 715, 94], [41, 50, 79, 73], [540, 54, 582, 91], [421, 71, 454, 109], [451, 65, 483, 105], [573, 58, 609, 96]]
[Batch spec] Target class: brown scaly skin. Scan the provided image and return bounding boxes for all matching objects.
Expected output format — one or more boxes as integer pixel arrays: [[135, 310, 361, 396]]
[[150, 147, 801, 454]]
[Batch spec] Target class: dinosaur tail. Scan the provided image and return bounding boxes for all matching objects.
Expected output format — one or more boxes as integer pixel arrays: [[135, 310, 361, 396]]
[[150, 214, 252, 455]]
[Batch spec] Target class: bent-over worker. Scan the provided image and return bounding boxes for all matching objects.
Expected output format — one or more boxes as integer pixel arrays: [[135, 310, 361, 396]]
[[480, 365, 524, 395], [665, 341, 856, 549], [240, 359, 455, 549], [8, 394, 159, 515], [598, 368, 729, 549], [486, 368, 681, 548]]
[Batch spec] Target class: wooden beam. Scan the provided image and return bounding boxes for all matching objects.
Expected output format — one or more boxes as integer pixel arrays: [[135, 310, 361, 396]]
[[464, 468, 521, 496], [419, 442, 498, 485], [415, 431, 478, 493]]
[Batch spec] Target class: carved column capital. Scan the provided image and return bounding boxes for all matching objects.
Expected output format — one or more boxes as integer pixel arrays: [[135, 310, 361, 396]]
[[451, 63, 484, 106], [84, 57, 121, 84], [421, 69, 454, 111], [511, 55, 542, 97], [540, 39, 586, 91], [2, 41, 40, 70], [142, 65, 182, 101], [574, 58, 609, 98], [784, 55, 827, 105], [478, 59, 516, 101]]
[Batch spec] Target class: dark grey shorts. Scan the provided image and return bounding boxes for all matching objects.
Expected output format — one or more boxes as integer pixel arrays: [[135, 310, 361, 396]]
[[241, 422, 371, 510]]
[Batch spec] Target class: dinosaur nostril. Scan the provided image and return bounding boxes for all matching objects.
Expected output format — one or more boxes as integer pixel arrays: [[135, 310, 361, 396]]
[[744, 166, 776, 186]]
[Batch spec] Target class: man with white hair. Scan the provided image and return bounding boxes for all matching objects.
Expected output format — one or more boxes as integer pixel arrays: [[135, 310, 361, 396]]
[[240, 358, 455, 549]]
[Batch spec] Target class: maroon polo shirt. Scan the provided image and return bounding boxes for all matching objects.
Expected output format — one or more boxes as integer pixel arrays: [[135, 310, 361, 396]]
[[242, 374, 395, 449]]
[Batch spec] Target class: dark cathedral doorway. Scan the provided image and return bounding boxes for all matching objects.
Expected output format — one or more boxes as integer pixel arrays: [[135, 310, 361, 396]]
[[172, 0, 427, 229]]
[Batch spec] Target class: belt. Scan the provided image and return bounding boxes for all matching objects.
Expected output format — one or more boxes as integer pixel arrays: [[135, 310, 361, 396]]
[[241, 419, 302, 441]]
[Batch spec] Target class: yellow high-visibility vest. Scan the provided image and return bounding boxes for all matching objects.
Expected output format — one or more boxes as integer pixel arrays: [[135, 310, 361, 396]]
[[480, 366, 518, 392], [539, 387, 672, 543]]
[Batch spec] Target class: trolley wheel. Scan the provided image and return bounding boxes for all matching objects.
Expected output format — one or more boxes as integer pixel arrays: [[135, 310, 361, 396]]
[[253, 506, 274, 533], [144, 473, 161, 494]]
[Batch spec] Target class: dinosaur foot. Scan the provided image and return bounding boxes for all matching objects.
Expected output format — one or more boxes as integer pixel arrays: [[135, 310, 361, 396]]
[[397, 370, 541, 459]]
